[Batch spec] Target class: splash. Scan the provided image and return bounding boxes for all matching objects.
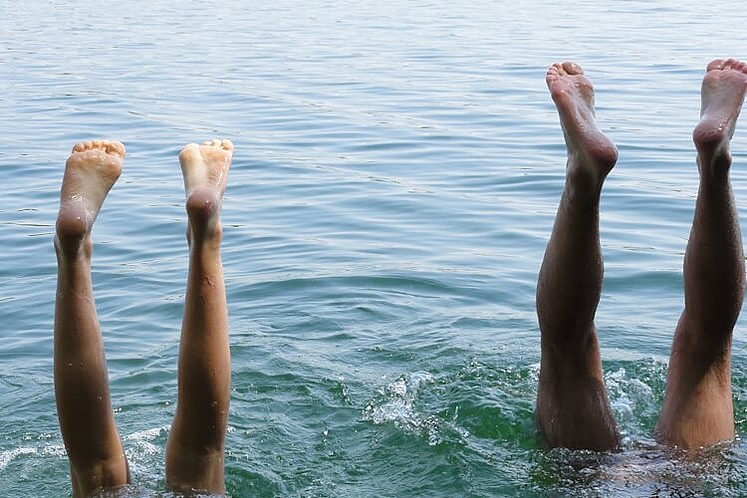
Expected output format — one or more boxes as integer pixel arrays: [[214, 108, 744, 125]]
[[362, 371, 467, 446]]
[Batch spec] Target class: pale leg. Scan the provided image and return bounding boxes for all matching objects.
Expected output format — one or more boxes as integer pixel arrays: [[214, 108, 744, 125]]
[[54, 141, 129, 497], [655, 59, 747, 449], [165, 139, 233, 494], [536, 62, 621, 451]]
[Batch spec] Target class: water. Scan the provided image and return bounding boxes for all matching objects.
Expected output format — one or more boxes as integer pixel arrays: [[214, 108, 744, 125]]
[[3, 0, 747, 496]]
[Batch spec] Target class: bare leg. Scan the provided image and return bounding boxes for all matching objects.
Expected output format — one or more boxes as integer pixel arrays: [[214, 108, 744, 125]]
[[535, 62, 621, 451], [54, 141, 129, 497], [655, 59, 747, 449], [165, 139, 233, 494]]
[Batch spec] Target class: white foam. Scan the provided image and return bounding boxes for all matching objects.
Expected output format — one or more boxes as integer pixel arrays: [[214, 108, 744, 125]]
[[0, 447, 36, 471], [364, 371, 445, 443]]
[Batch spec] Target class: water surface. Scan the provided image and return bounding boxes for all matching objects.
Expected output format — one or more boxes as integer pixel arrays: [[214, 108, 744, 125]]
[[3, 0, 747, 496]]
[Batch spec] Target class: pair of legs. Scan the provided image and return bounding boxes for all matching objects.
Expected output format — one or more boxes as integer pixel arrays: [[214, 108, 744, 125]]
[[537, 59, 747, 451], [54, 139, 234, 497]]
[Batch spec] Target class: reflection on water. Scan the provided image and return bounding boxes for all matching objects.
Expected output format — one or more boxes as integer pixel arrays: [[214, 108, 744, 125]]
[[532, 443, 739, 497]]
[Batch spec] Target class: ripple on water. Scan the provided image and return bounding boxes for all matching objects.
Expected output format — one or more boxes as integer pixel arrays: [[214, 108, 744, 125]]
[[5, 0, 747, 497]]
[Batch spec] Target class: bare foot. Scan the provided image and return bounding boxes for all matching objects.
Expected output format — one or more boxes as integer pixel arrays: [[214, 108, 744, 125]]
[[179, 139, 233, 240], [55, 140, 125, 254], [693, 58, 747, 172], [546, 62, 618, 186]]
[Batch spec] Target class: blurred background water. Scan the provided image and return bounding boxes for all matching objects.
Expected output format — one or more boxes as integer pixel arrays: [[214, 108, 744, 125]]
[[3, 0, 747, 496]]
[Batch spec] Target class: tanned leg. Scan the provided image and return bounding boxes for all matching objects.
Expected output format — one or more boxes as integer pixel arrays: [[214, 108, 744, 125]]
[[165, 139, 233, 494], [536, 62, 621, 451], [655, 59, 747, 449], [54, 140, 129, 497]]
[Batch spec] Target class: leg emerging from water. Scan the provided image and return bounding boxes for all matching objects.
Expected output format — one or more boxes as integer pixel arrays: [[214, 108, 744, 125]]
[[655, 59, 747, 449], [165, 140, 233, 494], [536, 63, 621, 451], [54, 141, 129, 497]]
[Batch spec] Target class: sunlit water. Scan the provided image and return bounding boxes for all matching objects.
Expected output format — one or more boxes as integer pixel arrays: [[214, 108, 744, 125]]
[[3, 0, 747, 496]]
